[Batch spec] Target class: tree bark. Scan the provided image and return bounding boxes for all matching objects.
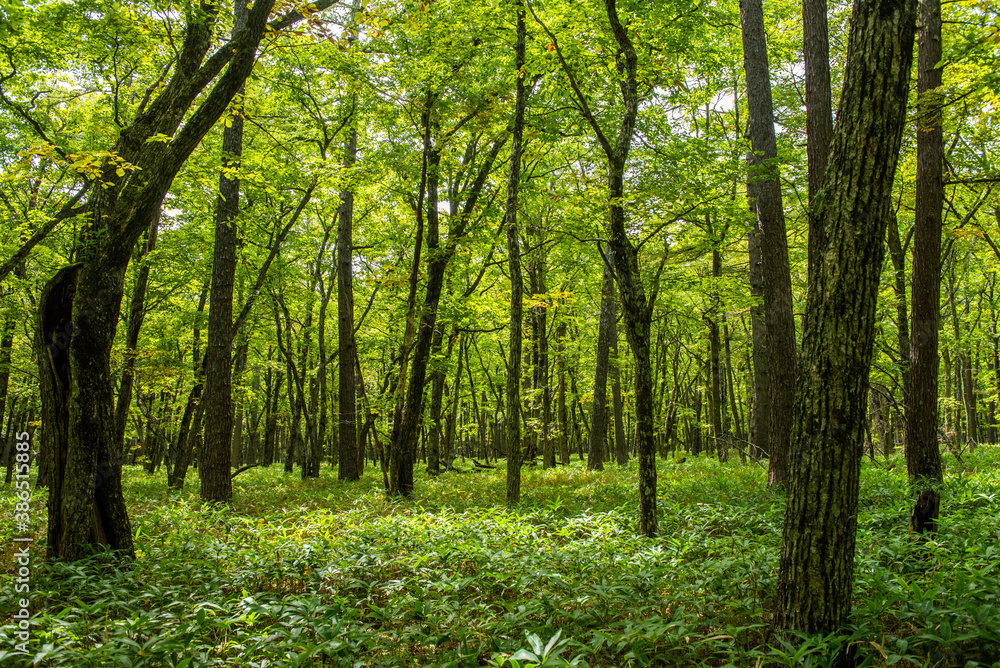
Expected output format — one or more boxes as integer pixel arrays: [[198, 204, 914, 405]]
[[885, 209, 910, 434], [803, 0, 834, 265], [338, 122, 360, 481], [32, 0, 334, 561], [588, 253, 615, 471], [505, 0, 528, 505], [610, 315, 628, 465], [773, 0, 916, 649], [906, 0, 945, 483], [201, 0, 249, 504], [740, 0, 795, 484], [114, 212, 159, 456]]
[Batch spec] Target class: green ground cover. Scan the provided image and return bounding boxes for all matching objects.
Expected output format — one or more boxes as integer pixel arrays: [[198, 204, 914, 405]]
[[2, 448, 999, 667]]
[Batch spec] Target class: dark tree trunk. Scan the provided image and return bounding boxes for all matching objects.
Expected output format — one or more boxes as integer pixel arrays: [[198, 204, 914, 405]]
[[773, 0, 916, 649], [748, 224, 769, 460], [885, 210, 910, 436], [740, 0, 795, 483], [32, 0, 329, 562], [168, 281, 209, 490], [505, 1, 527, 505], [906, 0, 945, 483], [426, 326, 448, 475], [338, 123, 360, 481], [589, 254, 615, 471], [201, 0, 249, 504], [708, 247, 727, 462], [114, 212, 159, 456], [36, 264, 136, 560], [556, 320, 570, 465], [803, 0, 834, 265], [610, 316, 628, 466]]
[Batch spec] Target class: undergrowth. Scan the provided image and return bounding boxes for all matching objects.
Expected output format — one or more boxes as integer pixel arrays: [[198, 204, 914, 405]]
[[2, 448, 999, 667]]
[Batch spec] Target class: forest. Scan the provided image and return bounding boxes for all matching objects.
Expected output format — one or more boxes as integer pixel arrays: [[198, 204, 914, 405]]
[[1, 0, 999, 664]]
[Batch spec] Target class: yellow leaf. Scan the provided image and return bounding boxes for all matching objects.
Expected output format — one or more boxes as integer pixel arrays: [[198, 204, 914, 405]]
[[116, 167, 125, 177]]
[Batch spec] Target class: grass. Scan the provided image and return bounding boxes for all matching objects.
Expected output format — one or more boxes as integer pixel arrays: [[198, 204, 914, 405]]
[[2, 447, 999, 667]]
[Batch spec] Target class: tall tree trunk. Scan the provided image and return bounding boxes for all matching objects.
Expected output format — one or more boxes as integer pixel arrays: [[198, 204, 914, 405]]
[[803, 0, 834, 265], [556, 320, 569, 465], [201, 0, 249, 504], [708, 247, 727, 462], [906, 0, 945, 483], [505, 0, 528, 505], [114, 212, 160, 456], [885, 210, 910, 439], [740, 0, 795, 483], [588, 253, 615, 471], [610, 316, 628, 465], [338, 123, 360, 481], [426, 325, 448, 475], [748, 224, 769, 460], [167, 281, 209, 490], [773, 0, 916, 650]]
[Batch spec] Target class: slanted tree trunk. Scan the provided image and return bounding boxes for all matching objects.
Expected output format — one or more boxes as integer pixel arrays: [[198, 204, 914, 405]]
[[906, 0, 945, 483], [114, 212, 159, 456], [168, 281, 209, 491], [33, 0, 332, 562], [773, 0, 916, 650], [740, 0, 795, 483]]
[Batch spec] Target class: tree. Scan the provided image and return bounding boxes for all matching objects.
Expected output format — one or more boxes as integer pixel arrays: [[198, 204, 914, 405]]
[[505, 0, 528, 506], [773, 0, 917, 650], [906, 0, 945, 484], [32, 0, 336, 560], [201, 0, 250, 504], [740, 0, 796, 484]]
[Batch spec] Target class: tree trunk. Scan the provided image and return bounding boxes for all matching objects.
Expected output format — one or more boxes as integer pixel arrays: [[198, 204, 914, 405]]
[[748, 224, 769, 460], [200, 0, 249, 504], [168, 281, 209, 490], [803, 0, 834, 265], [885, 209, 910, 440], [906, 0, 945, 483], [114, 212, 159, 456], [773, 0, 916, 649], [610, 316, 628, 466], [589, 254, 615, 471], [338, 122, 360, 481], [32, 0, 324, 562], [505, 1, 528, 505], [740, 0, 795, 484]]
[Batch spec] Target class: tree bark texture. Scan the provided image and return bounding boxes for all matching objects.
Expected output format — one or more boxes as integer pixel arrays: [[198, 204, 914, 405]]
[[803, 0, 834, 265], [338, 125, 360, 481], [588, 254, 615, 472], [773, 0, 916, 646], [201, 0, 249, 504], [505, 1, 527, 506], [31, 0, 337, 561], [906, 0, 945, 483], [740, 0, 796, 484]]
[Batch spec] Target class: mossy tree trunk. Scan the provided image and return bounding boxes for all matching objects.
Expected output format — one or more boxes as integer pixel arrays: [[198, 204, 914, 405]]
[[773, 0, 916, 650]]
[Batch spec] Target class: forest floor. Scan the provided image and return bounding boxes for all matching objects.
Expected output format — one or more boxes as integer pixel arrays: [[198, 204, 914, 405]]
[[2, 447, 1000, 667]]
